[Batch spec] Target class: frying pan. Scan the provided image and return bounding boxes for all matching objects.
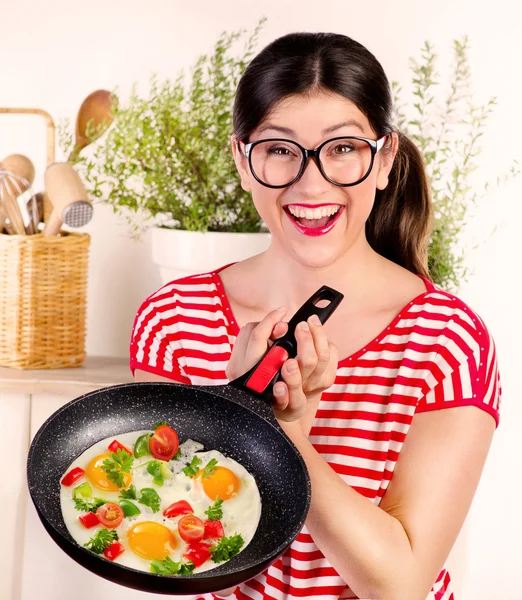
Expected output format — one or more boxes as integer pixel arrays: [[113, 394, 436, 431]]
[[27, 286, 343, 595]]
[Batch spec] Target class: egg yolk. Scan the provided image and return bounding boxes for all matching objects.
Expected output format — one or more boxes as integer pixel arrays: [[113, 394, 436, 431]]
[[128, 522, 177, 560], [85, 453, 132, 492], [197, 466, 240, 501]]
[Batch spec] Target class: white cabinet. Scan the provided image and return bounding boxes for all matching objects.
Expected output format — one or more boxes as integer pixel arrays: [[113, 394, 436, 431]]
[[0, 357, 139, 600]]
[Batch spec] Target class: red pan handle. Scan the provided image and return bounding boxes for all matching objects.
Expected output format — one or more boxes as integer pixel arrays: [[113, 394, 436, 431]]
[[229, 285, 344, 402]]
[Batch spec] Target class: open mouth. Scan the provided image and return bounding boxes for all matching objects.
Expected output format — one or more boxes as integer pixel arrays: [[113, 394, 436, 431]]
[[283, 204, 344, 236]]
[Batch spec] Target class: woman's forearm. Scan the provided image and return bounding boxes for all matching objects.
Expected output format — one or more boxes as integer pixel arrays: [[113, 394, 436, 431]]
[[282, 424, 424, 600]]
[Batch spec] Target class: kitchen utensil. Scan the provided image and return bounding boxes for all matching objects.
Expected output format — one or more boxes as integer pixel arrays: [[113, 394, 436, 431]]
[[27, 286, 344, 595], [0, 107, 55, 220], [42, 162, 93, 237], [0, 154, 36, 234], [26, 191, 44, 233], [68, 89, 117, 162]]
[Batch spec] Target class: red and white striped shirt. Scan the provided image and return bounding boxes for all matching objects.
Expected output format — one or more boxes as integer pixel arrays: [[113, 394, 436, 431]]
[[130, 267, 501, 600]]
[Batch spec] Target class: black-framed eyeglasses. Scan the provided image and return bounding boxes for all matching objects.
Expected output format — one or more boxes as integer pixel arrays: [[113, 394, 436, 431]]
[[239, 135, 387, 189]]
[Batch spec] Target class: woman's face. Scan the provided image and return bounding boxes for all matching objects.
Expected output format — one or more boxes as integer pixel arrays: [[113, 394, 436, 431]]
[[232, 91, 397, 269]]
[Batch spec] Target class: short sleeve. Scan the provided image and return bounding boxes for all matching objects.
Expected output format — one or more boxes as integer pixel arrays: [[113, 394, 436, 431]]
[[415, 309, 502, 427], [129, 284, 191, 384]]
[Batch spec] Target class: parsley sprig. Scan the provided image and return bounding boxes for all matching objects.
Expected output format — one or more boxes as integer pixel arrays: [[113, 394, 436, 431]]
[[73, 497, 106, 513], [202, 458, 218, 479], [150, 556, 195, 575], [119, 484, 137, 500], [182, 456, 202, 478], [205, 497, 223, 521], [138, 487, 161, 513], [84, 529, 118, 554], [101, 448, 134, 488], [210, 534, 244, 564], [153, 420, 167, 430]]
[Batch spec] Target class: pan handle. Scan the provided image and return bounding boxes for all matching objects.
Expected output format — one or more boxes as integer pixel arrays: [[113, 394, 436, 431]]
[[228, 285, 344, 402]]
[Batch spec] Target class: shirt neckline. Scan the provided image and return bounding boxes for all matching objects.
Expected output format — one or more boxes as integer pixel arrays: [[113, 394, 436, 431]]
[[211, 265, 437, 365]]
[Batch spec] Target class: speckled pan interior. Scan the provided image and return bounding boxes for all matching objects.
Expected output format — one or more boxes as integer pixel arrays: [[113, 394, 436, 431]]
[[27, 382, 311, 595]]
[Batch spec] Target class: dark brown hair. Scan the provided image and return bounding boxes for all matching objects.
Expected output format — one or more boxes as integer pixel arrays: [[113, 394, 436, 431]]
[[233, 32, 433, 278]]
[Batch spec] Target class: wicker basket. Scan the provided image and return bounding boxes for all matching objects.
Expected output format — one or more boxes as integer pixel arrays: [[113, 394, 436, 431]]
[[0, 107, 90, 369], [0, 232, 90, 369]]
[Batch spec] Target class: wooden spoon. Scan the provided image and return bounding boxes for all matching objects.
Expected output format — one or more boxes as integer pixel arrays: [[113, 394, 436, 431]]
[[68, 89, 117, 162], [0, 154, 35, 235]]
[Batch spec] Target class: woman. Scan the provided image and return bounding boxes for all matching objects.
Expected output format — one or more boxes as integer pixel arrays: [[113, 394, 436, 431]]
[[130, 32, 500, 600]]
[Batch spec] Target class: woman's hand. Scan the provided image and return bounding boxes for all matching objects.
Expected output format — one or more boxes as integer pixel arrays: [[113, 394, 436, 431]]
[[225, 307, 338, 423]]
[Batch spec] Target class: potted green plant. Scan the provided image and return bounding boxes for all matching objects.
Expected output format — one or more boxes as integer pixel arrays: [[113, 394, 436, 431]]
[[393, 36, 518, 292], [58, 18, 271, 283]]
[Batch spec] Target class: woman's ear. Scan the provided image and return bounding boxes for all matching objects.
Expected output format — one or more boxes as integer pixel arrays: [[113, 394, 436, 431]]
[[230, 134, 252, 192], [376, 132, 399, 191]]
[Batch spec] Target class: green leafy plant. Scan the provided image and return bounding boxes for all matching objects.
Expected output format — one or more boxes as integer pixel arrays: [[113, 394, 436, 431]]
[[392, 37, 519, 291], [58, 18, 267, 234]]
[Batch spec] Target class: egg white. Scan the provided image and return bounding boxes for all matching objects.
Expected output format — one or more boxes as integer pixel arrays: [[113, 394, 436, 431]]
[[60, 431, 261, 574]]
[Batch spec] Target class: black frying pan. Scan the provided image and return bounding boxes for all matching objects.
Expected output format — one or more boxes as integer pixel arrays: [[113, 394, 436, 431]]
[[27, 286, 343, 595]]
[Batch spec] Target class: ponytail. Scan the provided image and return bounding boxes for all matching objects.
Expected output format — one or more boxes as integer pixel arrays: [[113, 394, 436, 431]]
[[366, 131, 434, 279]]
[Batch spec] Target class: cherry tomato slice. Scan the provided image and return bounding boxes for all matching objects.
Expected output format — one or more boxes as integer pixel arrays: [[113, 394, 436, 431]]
[[61, 466, 85, 487], [178, 514, 205, 543], [78, 512, 100, 529], [204, 519, 224, 539], [163, 500, 194, 518], [108, 439, 133, 455], [183, 542, 211, 567], [149, 425, 179, 462], [96, 503, 124, 529], [103, 541, 125, 561]]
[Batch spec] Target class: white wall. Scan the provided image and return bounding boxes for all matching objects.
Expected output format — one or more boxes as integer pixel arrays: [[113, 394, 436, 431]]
[[2, 0, 521, 598]]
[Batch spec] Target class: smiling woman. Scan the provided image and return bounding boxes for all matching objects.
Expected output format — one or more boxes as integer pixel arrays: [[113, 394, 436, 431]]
[[131, 32, 500, 600]]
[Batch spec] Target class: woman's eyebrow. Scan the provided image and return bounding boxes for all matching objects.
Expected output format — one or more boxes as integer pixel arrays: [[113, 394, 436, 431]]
[[257, 119, 365, 136]]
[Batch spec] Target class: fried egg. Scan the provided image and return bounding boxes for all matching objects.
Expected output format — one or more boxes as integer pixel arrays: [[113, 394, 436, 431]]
[[60, 431, 261, 573]]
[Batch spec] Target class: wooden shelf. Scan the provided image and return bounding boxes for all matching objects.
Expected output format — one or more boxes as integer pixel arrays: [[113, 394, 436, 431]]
[[0, 355, 134, 394]]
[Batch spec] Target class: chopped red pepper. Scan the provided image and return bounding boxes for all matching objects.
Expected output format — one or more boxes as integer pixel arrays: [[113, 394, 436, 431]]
[[61, 466, 85, 487], [103, 541, 125, 561], [163, 500, 194, 518], [78, 512, 100, 529], [183, 542, 211, 567], [108, 439, 133, 455], [204, 519, 224, 540]]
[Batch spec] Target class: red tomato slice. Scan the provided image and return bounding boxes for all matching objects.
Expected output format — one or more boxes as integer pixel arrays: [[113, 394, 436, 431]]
[[108, 439, 133, 455], [149, 425, 179, 462], [96, 503, 124, 529], [178, 514, 205, 543], [163, 500, 194, 518], [183, 542, 211, 567], [61, 466, 85, 487], [204, 519, 224, 540], [78, 512, 100, 529], [103, 541, 125, 561]]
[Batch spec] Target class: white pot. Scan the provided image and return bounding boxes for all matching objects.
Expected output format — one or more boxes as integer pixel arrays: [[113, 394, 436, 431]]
[[151, 227, 272, 284]]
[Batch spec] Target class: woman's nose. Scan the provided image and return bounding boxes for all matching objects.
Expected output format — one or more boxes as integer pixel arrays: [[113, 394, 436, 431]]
[[292, 156, 332, 196]]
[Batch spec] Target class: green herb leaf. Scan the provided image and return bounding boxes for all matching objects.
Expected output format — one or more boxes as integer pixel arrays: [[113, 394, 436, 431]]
[[173, 449, 182, 460], [138, 487, 161, 513], [204, 497, 223, 521], [101, 448, 134, 488], [150, 556, 195, 575], [84, 528, 118, 554], [153, 420, 167, 430], [74, 497, 106, 513], [119, 484, 137, 500], [210, 534, 244, 564], [134, 433, 151, 458], [202, 458, 218, 479], [182, 456, 202, 478]]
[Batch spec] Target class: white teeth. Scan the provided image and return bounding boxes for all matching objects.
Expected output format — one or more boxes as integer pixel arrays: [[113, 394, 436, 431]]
[[287, 205, 340, 219]]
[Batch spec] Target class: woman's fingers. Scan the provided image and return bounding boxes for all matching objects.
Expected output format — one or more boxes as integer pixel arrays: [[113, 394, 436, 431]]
[[245, 306, 287, 368], [294, 321, 318, 382], [273, 359, 307, 422]]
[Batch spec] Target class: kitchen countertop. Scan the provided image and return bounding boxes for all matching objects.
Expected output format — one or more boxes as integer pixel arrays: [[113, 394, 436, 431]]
[[0, 355, 134, 394]]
